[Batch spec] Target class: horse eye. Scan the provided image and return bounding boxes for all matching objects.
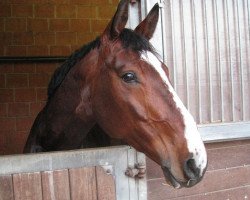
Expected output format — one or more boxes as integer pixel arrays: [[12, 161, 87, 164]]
[[122, 72, 137, 83]]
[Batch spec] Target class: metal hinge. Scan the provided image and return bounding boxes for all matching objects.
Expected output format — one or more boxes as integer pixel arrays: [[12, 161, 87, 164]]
[[125, 163, 146, 178]]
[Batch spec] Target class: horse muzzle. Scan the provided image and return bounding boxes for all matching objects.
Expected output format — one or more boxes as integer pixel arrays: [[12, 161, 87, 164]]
[[162, 157, 207, 188]]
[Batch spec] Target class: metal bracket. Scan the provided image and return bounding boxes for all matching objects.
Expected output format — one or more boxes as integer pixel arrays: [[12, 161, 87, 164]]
[[125, 163, 146, 179], [158, 0, 165, 8], [101, 165, 113, 175]]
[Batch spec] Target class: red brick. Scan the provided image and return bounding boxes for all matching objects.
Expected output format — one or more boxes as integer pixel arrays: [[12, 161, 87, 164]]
[[111, 0, 119, 4], [27, 19, 49, 32], [77, 6, 96, 18], [56, 32, 77, 45], [50, 0, 69, 4], [91, 19, 109, 32], [26, 0, 48, 3], [0, 32, 13, 46], [0, 103, 7, 117], [70, 0, 89, 4], [0, 48, 4, 56], [16, 117, 34, 131], [97, 6, 116, 19], [34, 32, 55, 46], [0, 64, 14, 73], [77, 33, 95, 45], [12, 32, 34, 46], [5, 46, 27, 57], [6, 74, 28, 88], [0, 5, 11, 17], [30, 102, 45, 116], [36, 63, 59, 73], [6, 131, 28, 154], [26, 46, 49, 56], [0, 19, 4, 32], [71, 45, 82, 52], [29, 73, 50, 87], [14, 63, 36, 73], [0, 119, 16, 131], [49, 19, 69, 31], [50, 45, 71, 56], [34, 4, 55, 18], [11, 4, 33, 17], [5, 18, 27, 32], [36, 88, 47, 101], [0, 132, 7, 153], [6, 0, 27, 3], [90, 0, 110, 5], [70, 19, 90, 33], [0, 74, 5, 88], [56, 5, 76, 18], [15, 88, 36, 102], [0, 89, 14, 102], [8, 103, 29, 117]]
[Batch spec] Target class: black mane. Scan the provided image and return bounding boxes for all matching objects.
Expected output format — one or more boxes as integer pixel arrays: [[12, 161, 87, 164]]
[[47, 38, 100, 100], [47, 28, 156, 100]]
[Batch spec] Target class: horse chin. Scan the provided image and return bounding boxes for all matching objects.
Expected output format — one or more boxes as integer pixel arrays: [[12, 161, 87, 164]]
[[162, 166, 182, 189]]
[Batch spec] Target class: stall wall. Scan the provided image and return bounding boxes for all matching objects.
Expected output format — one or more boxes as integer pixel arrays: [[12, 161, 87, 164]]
[[147, 140, 250, 199], [0, 0, 120, 154], [0, 62, 60, 154], [0, 0, 118, 57]]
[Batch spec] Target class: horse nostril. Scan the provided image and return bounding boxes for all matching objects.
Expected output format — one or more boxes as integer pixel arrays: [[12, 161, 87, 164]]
[[184, 159, 200, 180]]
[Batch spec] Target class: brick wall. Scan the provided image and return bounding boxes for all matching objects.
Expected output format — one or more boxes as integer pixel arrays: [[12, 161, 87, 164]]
[[147, 140, 250, 199], [0, 0, 120, 154], [0, 0, 119, 57], [0, 62, 61, 155]]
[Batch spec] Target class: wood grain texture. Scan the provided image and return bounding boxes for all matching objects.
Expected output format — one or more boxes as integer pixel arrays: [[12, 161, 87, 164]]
[[69, 167, 97, 200], [96, 166, 116, 200], [148, 165, 250, 199], [41, 169, 70, 200], [0, 175, 14, 200], [13, 172, 42, 200]]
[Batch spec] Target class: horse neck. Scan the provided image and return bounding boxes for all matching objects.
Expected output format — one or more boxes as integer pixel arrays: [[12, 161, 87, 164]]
[[45, 49, 100, 136]]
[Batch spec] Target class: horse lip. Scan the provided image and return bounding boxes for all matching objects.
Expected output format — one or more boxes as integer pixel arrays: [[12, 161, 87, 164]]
[[161, 166, 182, 189], [162, 166, 203, 188]]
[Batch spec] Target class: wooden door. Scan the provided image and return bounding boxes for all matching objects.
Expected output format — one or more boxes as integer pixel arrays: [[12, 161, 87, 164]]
[[0, 146, 146, 200]]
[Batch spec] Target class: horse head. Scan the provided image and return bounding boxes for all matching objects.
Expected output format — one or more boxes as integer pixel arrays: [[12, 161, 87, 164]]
[[83, 0, 208, 188]]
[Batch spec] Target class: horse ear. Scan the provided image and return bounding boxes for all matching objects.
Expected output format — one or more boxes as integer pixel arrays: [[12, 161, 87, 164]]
[[102, 0, 129, 40], [134, 3, 159, 40]]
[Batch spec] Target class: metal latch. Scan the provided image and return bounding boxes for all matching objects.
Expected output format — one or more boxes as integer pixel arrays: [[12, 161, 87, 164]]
[[125, 163, 146, 178], [158, 0, 165, 8]]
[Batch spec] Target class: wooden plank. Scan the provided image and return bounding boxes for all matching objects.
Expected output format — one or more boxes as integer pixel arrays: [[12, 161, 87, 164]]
[[41, 169, 70, 200], [148, 165, 250, 199], [69, 167, 97, 200], [0, 175, 14, 200], [13, 172, 42, 200], [149, 185, 250, 200], [96, 166, 116, 200]]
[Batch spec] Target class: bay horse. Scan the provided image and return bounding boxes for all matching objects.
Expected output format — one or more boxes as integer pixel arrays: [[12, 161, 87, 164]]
[[24, 0, 207, 188]]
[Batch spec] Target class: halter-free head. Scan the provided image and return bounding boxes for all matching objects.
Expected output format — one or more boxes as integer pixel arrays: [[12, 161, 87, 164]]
[[89, 0, 207, 188]]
